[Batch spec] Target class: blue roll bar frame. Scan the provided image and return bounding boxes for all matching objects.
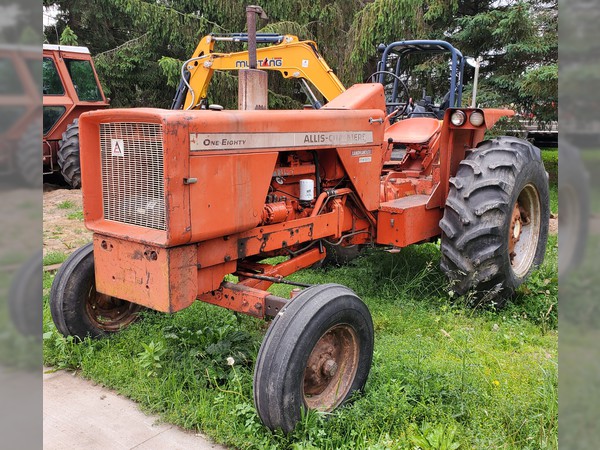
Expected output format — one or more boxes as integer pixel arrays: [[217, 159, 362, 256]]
[[377, 40, 465, 108]]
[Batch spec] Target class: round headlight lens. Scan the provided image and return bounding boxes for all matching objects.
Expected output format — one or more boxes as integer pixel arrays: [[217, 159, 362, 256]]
[[450, 110, 466, 126], [470, 110, 485, 127]]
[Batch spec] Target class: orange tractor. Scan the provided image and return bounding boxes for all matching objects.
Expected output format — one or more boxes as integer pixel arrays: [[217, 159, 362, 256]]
[[43, 44, 109, 187], [50, 40, 549, 432]]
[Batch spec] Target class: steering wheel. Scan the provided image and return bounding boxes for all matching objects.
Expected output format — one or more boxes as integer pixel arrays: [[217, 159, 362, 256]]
[[367, 71, 410, 118]]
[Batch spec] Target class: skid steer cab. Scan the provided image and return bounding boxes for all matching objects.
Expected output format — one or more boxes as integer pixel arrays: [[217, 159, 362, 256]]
[[50, 40, 550, 433]]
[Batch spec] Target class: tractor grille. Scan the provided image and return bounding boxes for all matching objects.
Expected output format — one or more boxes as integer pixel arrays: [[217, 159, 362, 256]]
[[100, 122, 166, 231]]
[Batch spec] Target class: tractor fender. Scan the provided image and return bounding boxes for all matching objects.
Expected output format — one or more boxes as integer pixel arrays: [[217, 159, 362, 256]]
[[481, 108, 515, 130]]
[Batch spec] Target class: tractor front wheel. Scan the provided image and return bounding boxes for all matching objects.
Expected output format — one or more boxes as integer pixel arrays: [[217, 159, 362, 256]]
[[50, 243, 142, 339], [253, 283, 374, 433], [57, 119, 82, 189], [440, 136, 550, 306]]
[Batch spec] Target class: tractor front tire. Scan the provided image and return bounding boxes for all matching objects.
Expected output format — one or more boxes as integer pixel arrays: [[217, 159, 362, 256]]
[[253, 284, 374, 433], [57, 119, 82, 189], [50, 243, 142, 339], [440, 136, 549, 307]]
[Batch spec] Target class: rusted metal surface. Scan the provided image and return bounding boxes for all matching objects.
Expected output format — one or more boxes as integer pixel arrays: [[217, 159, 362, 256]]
[[235, 272, 312, 288], [239, 6, 268, 110], [93, 235, 201, 313], [261, 201, 291, 224], [377, 195, 443, 247], [245, 5, 268, 69], [509, 201, 523, 263], [198, 281, 286, 319], [196, 213, 337, 270], [510, 183, 541, 278], [85, 289, 142, 332], [482, 108, 515, 130], [238, 69, 269, 110], [237, 246, 324, 291], [303, 325, 359, 411], [265, 295, 288, 317], [189, 151, 277, 241], [384, 117, 441, 145]]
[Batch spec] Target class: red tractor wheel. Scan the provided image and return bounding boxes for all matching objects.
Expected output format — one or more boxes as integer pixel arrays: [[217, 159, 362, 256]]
[[50, 243, 143, 339], [253, 284, 373, 433]]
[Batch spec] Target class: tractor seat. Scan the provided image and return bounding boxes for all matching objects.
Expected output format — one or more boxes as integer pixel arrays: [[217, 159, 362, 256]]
[[384, 118, 442, 144]]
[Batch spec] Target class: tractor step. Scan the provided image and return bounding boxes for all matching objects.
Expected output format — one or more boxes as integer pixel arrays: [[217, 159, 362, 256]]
[[376, 195, 442, 247], [379, 194, 430, 211]]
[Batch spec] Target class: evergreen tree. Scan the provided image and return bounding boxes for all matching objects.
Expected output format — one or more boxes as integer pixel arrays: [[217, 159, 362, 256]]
[[59, 25, 78, 45]]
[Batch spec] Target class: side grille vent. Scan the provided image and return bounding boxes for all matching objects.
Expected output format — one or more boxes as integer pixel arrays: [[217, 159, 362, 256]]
[[100, 122, 166, 231]]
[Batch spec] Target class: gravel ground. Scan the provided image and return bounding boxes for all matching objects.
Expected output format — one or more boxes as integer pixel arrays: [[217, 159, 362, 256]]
[[43, 184, 91, 256]]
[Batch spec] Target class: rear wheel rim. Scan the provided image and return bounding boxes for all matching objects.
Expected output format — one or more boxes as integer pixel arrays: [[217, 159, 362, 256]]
[[509, 183, 541, 278], [303, 324, 359, 411], [84, 285, 141, 332]]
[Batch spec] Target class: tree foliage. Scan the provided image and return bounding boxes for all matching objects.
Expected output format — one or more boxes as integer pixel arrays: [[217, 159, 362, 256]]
[[43, 0, 557, 121], [59, 25, 78, 45]]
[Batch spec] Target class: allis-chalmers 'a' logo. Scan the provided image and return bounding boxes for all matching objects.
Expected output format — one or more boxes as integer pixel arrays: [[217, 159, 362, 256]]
[[235, 57, 283, 68]]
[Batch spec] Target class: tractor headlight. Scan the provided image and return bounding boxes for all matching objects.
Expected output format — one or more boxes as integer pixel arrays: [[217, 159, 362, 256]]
[[469, 110, 485, 127], [450, 110, 466, 126]]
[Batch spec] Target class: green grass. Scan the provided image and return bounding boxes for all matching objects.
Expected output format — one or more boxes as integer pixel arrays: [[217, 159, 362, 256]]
[[549, 183, 558, 214], [43, 251, 69, 266], [66, 210, 84, 221], [540, 150, 558, 214], [43, 235, 558, 449], [541, 149, 557, 185], [57, 200, 76, 210]]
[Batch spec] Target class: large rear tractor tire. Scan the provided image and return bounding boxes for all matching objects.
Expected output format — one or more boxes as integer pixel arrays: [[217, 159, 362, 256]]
[[50, 243, 142, 339], [57, 119, 82, 189], [254, 284, 374, 433], [439, 136, 550, 307], [15, 120, 41, 188]]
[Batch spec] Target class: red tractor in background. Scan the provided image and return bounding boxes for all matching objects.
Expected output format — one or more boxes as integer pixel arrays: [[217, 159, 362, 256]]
[[43, 44, 109, 188]]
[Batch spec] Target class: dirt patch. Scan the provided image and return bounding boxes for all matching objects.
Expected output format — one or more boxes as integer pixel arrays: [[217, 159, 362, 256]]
[[43, 184, 91, 256]]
